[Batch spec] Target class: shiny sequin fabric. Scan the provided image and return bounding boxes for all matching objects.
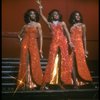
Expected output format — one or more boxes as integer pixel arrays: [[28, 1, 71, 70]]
[[17, 25, 43, 88], [70, 24, 92, 81], [43, 23, 73, 85]]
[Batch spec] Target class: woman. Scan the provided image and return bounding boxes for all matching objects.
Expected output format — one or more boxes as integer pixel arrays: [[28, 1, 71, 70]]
[[69, 11, 92, 88], [36, 0, 74, 89], [17, 9, 43, 90]]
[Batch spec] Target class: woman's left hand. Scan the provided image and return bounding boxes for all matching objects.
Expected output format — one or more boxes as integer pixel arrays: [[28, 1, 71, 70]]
[[85, 50, 88, 58]]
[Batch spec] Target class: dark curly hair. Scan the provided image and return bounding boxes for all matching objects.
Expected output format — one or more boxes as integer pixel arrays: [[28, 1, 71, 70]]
[[24, 9, 40, 24], [69, 10, 83, 26], [47, 9, 62, 22]]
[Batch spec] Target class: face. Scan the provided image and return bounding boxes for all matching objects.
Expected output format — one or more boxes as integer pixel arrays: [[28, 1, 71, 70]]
[[75, 12, 81, 21], [52, 11, 59, 20], [29, 11, 36, 21]]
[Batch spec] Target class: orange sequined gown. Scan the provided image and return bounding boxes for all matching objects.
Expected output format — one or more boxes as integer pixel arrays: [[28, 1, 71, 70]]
[[17, 25, 43, 88], [43, 23, 73, 85], [70, 24, 92, 81]]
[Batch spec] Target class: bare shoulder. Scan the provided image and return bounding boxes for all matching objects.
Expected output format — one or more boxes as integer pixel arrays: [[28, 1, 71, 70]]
[[22, 24, 26, 29], [61, 21, 68, 27], [37, 22, 41, 27], [82, 23, 86, 28], [62, 21, 66, 25]]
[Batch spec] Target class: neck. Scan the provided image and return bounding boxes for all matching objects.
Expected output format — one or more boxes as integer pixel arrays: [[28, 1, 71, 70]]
[[53, 21, 59, 25]]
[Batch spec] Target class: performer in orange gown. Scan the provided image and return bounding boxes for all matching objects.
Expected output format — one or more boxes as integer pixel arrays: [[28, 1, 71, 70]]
[[36, 0, 74, 89], [17, 9, 43, 90], [69, 11, 92, 88]]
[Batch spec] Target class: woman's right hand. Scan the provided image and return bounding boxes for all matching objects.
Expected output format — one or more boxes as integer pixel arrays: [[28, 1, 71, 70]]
[[35, 0, 41, 5], [39, 49, 43, 58]]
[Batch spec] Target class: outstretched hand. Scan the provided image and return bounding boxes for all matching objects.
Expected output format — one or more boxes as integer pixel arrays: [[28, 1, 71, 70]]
[[35, 0, 41, 5], [35, 0, 43, 9]]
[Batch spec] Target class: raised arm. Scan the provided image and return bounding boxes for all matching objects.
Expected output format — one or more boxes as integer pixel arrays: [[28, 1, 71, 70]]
[[35, 0, 49, 25]]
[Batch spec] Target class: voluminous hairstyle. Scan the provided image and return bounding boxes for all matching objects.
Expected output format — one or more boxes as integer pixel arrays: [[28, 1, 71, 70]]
[[69, 10, 83, 26], [24, 9, 40, 24], [47, 9, 62, 22]]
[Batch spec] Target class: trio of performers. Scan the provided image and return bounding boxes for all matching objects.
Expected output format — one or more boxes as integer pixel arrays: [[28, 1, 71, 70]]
[[17, 0, 92, 90]]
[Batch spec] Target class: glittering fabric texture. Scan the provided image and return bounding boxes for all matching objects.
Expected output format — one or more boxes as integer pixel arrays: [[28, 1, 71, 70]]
[[17, 26, 43, 87], [70, 24, 92, 81], [43, 23, 73, 85]]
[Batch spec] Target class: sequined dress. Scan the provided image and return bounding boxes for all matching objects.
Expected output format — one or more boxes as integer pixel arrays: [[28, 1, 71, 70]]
[[43, 23, 73, 85], [17, 25, 43, 88], [70, 24, 92, 81]]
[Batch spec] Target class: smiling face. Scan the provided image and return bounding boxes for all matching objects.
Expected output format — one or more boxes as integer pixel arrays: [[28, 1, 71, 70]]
[[24, 9, 39, 24], [52, 11, 60, 21], [29, 11, 36, 21], [75, 12, 81, 22], [69, 11, 83, 26], [48, 9, 62, 22]]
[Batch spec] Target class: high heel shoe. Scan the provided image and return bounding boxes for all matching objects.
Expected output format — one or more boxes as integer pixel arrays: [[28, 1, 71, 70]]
[[58, 83, 65, 90], [74, 85, 78, 89], [40, 83, 49, 90]]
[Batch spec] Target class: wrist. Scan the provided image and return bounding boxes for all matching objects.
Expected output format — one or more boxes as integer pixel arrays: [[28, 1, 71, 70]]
[[40, 49, 42, 52], [69, 41, 72, 45], [39, 5, 43, 9], [18, 35, 20, 38]]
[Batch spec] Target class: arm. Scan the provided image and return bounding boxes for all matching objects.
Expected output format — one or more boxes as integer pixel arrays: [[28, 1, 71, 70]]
[[82, 24, 88, 58], [36, 0, 50, 27], [37, 23, 43, 58], [18, 26, 25, 42], [62, 21, 74, 48]]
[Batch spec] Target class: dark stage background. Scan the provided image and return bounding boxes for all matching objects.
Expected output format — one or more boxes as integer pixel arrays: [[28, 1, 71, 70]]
[[2, 0, 99, 60]]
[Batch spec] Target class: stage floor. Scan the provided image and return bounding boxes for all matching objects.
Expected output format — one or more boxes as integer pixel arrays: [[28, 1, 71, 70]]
[[2, 84, 99, 100], [2, 58, 99, 100]]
